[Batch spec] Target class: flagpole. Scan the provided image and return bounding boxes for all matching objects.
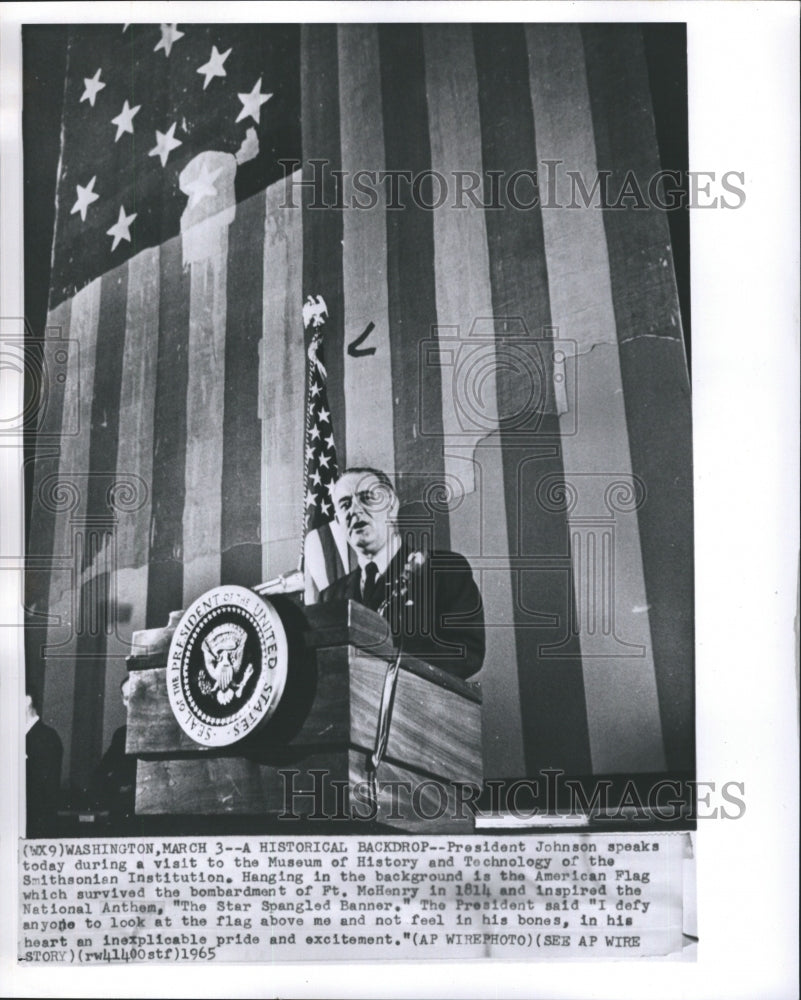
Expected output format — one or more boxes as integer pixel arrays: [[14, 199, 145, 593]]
[[297, 301, 316, 575], [298, 293, 330, 582]]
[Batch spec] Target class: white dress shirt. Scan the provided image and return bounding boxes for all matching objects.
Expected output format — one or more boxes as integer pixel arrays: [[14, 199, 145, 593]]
[[358, 532, 402, 590]]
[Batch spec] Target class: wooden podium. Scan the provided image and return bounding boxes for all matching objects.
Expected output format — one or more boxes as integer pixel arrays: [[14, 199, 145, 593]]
[[126, 599, 482, 832]]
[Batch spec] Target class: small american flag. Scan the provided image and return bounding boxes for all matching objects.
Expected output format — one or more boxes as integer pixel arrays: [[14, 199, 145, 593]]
[[301, 295, 353, 602]]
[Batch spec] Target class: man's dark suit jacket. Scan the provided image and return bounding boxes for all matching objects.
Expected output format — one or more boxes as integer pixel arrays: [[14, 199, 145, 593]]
[[26, 719, 63, 837], [92, 725, 136, 821], [319, 544, 485, 678]]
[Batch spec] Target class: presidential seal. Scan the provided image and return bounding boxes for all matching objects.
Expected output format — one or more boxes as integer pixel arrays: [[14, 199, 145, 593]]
[[166, 585, 289, 747]]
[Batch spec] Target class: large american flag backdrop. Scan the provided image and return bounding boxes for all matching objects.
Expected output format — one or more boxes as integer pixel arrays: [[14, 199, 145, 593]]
[[24, 23, 693, 793]]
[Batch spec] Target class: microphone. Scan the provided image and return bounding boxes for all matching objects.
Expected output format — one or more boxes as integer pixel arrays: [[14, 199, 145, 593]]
[[252, 569, 304, 596], [370, 545, 429, 775], [377, 548, 426, 616]]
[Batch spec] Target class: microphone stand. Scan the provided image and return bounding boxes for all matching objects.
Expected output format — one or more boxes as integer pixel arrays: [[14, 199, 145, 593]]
[[366, 550, 427, 819]]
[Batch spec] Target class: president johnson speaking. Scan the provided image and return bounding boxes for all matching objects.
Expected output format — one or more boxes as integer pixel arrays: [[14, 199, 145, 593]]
[[319, 468, 485, 678]]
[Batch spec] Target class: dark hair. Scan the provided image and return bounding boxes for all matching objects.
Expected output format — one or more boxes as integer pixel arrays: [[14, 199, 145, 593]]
[[338, 467, 396, 495]]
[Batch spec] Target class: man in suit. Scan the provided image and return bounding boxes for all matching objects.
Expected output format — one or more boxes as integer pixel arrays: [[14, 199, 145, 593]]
[[319, 467, 484, 678], [25, 687, 63, 837], [92, 675, 137, 827]]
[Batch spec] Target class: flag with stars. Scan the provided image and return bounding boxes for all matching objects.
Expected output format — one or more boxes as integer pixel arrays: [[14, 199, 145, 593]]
[[46, 22, 300, 305], [25, 23, 694, 793], [301, 295, 354, 603]]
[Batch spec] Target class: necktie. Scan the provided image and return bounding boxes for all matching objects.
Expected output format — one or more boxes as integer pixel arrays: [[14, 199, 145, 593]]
[[362, 561, 379, 608]]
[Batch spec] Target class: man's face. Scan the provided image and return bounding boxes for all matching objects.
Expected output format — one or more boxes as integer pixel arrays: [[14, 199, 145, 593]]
[[332, 472, 398, 557]]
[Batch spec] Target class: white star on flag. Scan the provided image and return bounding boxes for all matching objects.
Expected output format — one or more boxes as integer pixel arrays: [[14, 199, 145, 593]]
[[154, 24, 184, 57], [236, 77, 272, 124], [148, 123, 182, 167], [318, 407, 330, 424], [305, 491, 316, 510], [309, 424, 321, 441], [110, 99, 141, 142], [182, 161, 223, 208], [324, 434, 335, 450], [70, 176, 99, 221], [80, 69, 106, 107], [106, 205, 137, 250], [318, 453, 330, 469], [197, 45, 231, 89]]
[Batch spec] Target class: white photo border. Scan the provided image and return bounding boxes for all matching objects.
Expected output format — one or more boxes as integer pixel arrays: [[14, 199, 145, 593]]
[[1, 2, 798, 998]]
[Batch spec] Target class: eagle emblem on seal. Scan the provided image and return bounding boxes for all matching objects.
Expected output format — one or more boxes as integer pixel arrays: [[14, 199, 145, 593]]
[[198, 623, 254, 705]]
